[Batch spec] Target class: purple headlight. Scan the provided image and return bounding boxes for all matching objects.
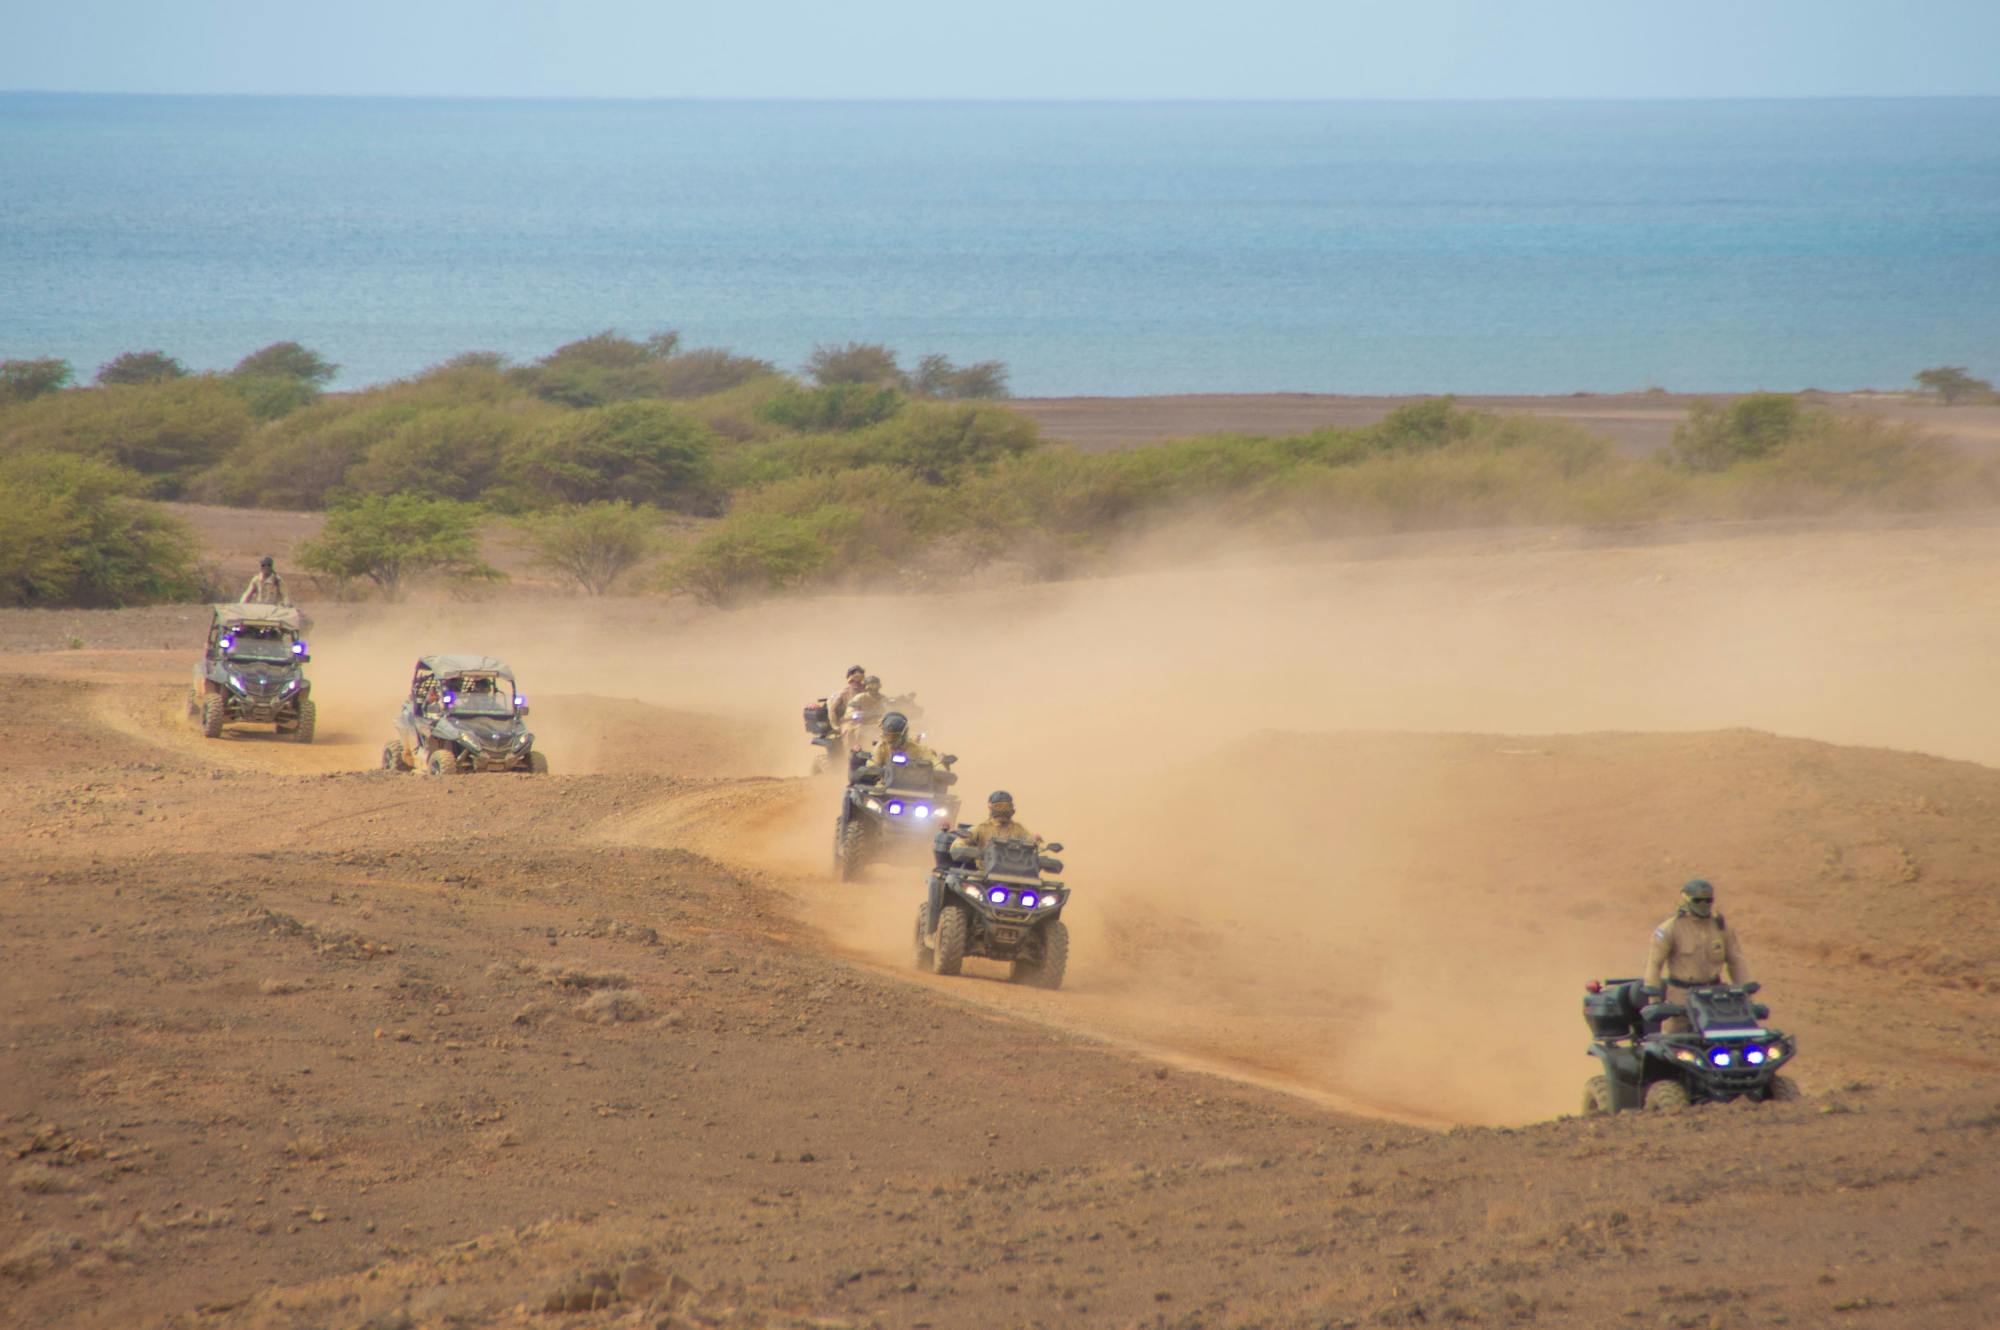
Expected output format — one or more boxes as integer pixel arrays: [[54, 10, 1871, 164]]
[[443, 692, 455, 706], [1021, 893, 1038, 908], [891, 753, 908, 764], [514, 695, 525, 707], [887, 801, 903, 815], [988, 888, 1008, 904], [291, 641, 306, 655], [1709, 1048, 1732, 1067]]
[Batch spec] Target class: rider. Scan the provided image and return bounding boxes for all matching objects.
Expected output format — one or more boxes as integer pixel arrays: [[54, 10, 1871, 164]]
[[866, 711, 937, 770], [240, 555, 290, 606], [842, 674, 888, 748], [828, 665, 867, 727], [1642, 878, 1753, 1032], [953, 790, 1040, 854]]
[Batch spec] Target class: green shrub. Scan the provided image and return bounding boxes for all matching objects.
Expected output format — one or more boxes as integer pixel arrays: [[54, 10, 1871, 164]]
[[296, 495, 500, 601], [513, 330, 681, 406], [0, 452, 202, 606], [654, 347, 777, 398], [0, 377, 255, 497], [806, 342, 905, 388], [911, 353, 1010, 400], [0, 358, 74, 404], [513, 401, 720, 510], [1914, 366, 1994, 405], [512, 501, 663, 595], [95, 351, 188, 386], [1669, 394, 1802, 472], [232, 341, 338, 387], [347, 403, 528, 501], [663, 508, 853, 607], [759, 382, 906, 432]]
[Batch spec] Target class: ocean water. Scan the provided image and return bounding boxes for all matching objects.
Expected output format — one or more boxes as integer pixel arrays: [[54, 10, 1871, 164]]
[[2, 94, 1996, 396]]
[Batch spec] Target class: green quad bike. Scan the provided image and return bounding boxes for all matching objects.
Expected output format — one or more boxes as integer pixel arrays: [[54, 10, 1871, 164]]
[[187, 604, 316, 742], [914, 831, 1071, 989], [1580, 977, 1799, 1114], [382, 654, 548, 776]]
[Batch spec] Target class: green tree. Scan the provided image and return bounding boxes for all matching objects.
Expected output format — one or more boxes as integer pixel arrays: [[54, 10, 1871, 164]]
[[654, 347, 776, 398], [806, 342, 905, 388], [515, 330, 682, 406], [0, 376, 254, 497], [759, 382, 906, 432], [911, 354, 1011, 400], [512, 501, 662, 595], [663, 509, 848, 607], [1914, 366, 1993, 405], [95, 351, 188, 386], [1669, 394, 1802, 473], [863, 401, 1041, 484], [232, 341, 338, 387], [513, 401, 719, 510], [295, 495, 499, 600], [0, 452, 202, 607], [0, 358, 74, 404], [346, 404, 523, 500]]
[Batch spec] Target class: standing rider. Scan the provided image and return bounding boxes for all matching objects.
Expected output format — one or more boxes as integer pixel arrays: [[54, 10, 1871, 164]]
[[241, 555, 290, 606], [828, 665, 867, 728], [953, 790, 1040, 854], [1642, 878, 1753, 1032]]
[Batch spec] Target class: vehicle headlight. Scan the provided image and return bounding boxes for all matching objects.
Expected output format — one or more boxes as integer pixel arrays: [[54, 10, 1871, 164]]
[[1020, 893, 1038, 909], [913, 805, 930, 819], [887, 801, 904, 816], [281, 678, 300, 694], [1744, 1048, 1767, 1066], [1043, 893, 1062, 908], [988, 887, 1009, 905], [1708, 1048, 1733, 1068], [1674, 1049, 1699, 1063], [864, 798, 882, 812], [228, 674, 245, 691]]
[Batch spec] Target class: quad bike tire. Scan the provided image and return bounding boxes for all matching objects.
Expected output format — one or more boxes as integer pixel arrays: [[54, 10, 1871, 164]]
[[932, 903, 968, 976], [912, 902, 934, 970], [526, 750, 548, 775], [1582, 1075, 1614, 1116], [382, 741, 405, 772], [200, 695, 225, 739], [1644, 1080, 1692, 1113], [427, 748, 456, 777], [1766, 1075, 1801, 1103], [1009, 919, 1070, 990], [293, 699, 316, 744], [834, 820, 865, 882]]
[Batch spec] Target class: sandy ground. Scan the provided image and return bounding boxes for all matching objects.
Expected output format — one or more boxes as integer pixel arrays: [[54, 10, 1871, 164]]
[[3, 515, 1999, 1329]]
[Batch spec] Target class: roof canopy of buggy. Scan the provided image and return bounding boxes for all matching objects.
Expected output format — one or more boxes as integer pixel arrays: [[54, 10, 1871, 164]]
[[416, 654, 514, 678], [210, 603, 304, 633]]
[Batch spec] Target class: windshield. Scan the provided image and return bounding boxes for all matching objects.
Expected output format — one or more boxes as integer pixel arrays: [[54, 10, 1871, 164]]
[[440, 677, 518, 716], [222, 636, 296, 663]]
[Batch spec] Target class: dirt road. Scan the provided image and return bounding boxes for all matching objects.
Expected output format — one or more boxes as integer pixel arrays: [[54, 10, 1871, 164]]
[[4, 517, 1999, 1328]]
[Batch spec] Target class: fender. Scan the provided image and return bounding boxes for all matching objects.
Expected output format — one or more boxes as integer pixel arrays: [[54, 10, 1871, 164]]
[[1589, 1043, 1644, 1111]]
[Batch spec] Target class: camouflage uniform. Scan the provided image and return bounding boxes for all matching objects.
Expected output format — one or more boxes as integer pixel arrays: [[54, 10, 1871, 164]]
[[841, 686, 887, 750], [953, 818, 1040, 853], [240, 571, 289, 605], [1644, 907, 1751, 1033]]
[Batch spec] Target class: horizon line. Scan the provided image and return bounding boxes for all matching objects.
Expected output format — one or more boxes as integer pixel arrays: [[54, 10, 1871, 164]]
[[5, 89, 1999, 106]]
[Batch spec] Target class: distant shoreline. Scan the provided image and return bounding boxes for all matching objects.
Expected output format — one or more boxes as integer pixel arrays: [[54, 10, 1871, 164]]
[[1006, 390, 2000, 456]]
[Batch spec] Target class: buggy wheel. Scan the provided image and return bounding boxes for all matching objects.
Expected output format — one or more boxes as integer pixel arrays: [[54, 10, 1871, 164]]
[[426, 748, 456, 777], [382, 740, 405, 772], [1010, 919, 1069, 990], [912, 902, 934, 970], [1766, 1075, 1800, 1103], [834, 819, 865, 882], [293, 699, 316, 744], [1644, 1080, 1692, 1113], [1582, 1075, 1614, 1116], [932, 904, 967, 976], [526, 750, 549, 775], [200, 695, 225, 739]]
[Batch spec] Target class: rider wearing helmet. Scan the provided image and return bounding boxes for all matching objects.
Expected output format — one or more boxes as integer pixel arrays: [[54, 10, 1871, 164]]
[[867, 710, 936, 768], [843, 674, 889, 746], [240, 555, 290, 606], [828, 664, 868, 726], [953, 790, 1039, 853], [1642, 878, 1753, 1033]]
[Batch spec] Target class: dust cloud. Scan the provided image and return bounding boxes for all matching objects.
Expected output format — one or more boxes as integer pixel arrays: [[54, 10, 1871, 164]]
[[295, 519, 2000, 1123]]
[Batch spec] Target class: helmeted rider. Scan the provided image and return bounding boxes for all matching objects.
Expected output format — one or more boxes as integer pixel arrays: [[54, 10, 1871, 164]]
[[867, 711, 937, 770], [842, 674, 889, 748], [953, 790, 1040, 854], [1642, 878, 1753, 1033], [828, 665, 867, 727]]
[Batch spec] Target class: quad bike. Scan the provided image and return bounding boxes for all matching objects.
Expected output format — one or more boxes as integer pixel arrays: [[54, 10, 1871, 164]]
[[804, 689, 928, 774], [1579, 978, 1798, 1114], [915, 832, 1070, 990], [832, 747, 959, 880], [382, 654, 547, 775], [802, 699, 843, 774], [187, 604, 316, 742]]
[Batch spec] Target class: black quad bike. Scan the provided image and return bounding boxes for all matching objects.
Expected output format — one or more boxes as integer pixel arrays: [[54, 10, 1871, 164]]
[[915, 832, 1071, 989], [187, 604, 316, 742], [382, 654, 548, 776], [803, 689, 927, 775], [802, 699, 843, 774], [833, 748, 960, 880], [1580, 978, 1799, 1114]]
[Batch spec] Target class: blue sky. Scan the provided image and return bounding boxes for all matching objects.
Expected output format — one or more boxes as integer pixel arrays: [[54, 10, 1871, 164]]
[[7, 0, 1998, 99]]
